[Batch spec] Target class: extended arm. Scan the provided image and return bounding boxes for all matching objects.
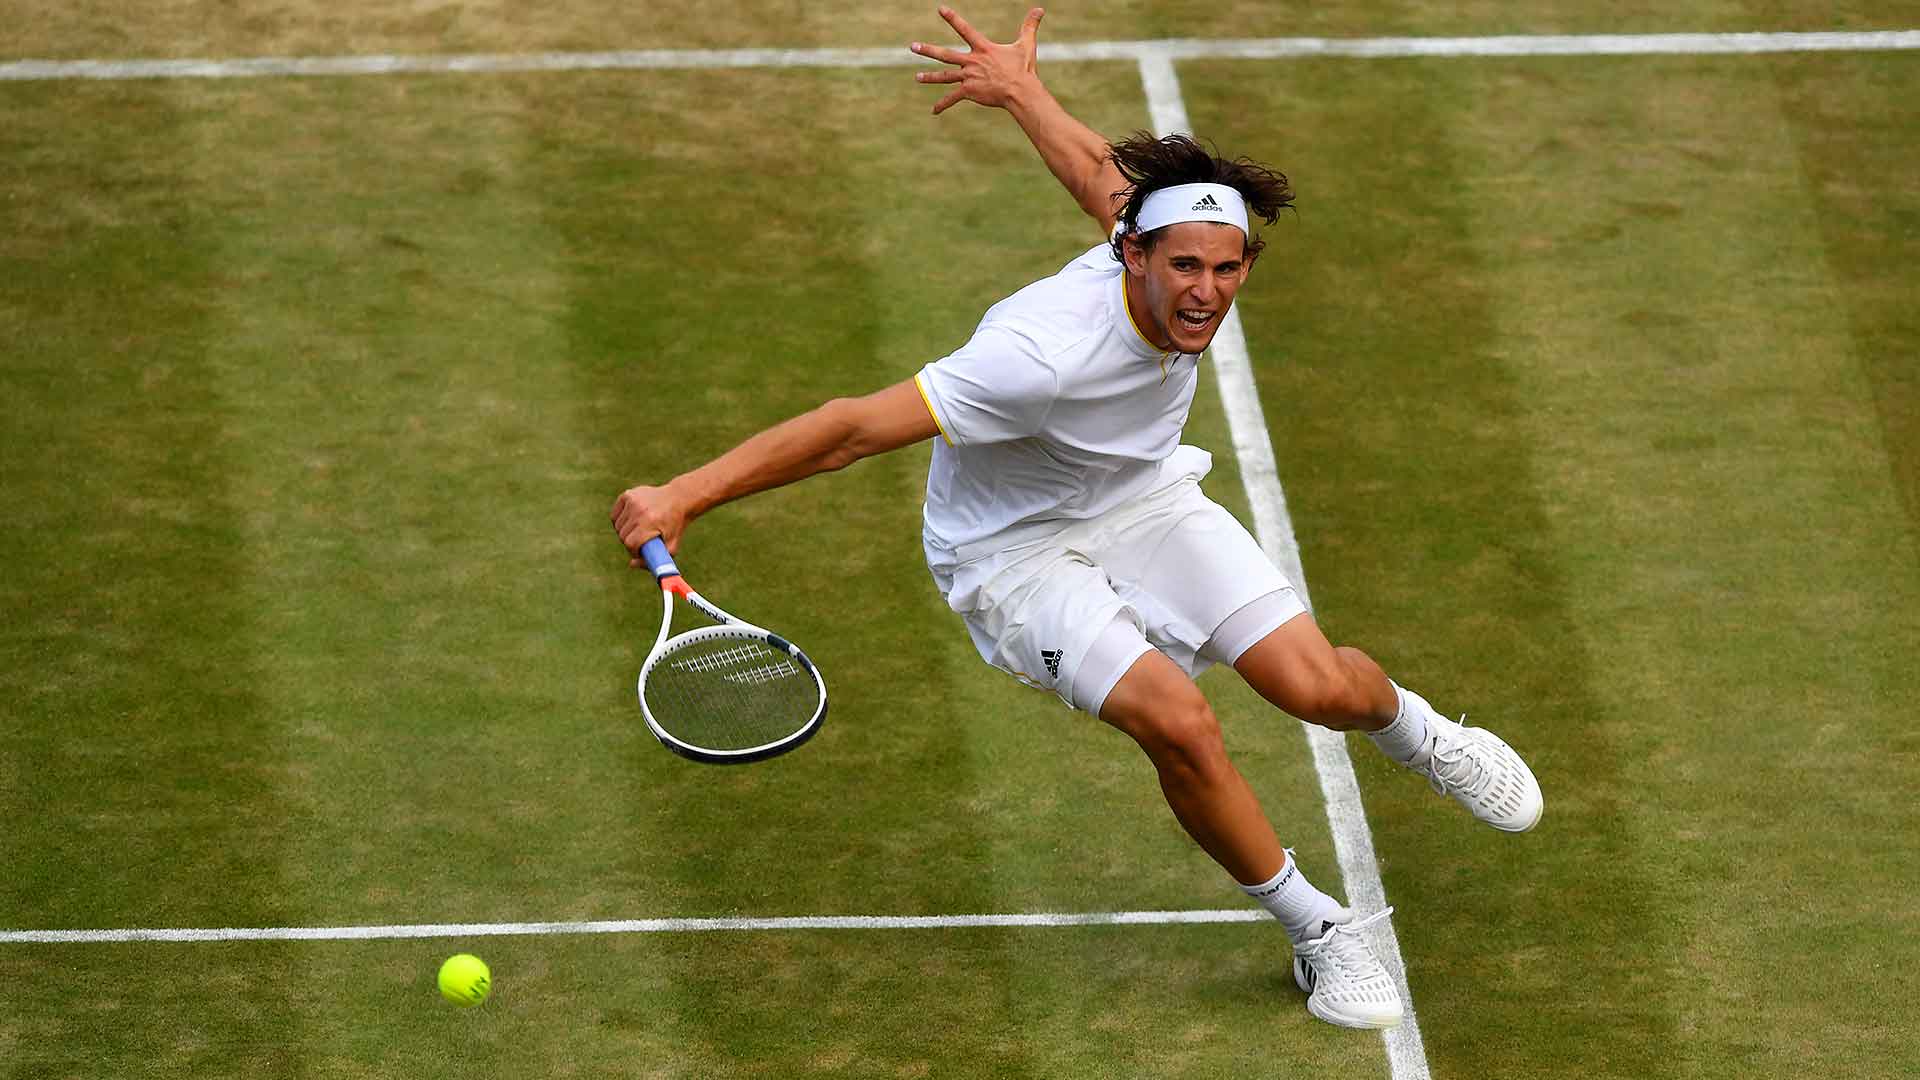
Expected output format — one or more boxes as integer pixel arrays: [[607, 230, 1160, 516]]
[[610, 379, 938, 565], [911, 6, 1125, 235]]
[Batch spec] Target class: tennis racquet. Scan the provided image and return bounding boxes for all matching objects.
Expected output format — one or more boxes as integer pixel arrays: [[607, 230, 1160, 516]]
[[635, 537, 827, 764]]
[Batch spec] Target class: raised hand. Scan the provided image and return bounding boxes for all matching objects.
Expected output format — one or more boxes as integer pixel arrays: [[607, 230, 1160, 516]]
[[909, 6, 1046, 115]]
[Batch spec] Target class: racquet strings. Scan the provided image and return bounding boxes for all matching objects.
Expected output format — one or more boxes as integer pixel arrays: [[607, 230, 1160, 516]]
[[645, 634, 820, 752]]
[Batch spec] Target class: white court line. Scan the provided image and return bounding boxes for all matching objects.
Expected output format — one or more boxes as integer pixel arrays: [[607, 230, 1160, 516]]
[[1, 29, 1916, 82], [1138, 47, 1429, 1080], [0, 909, 1268, 944]]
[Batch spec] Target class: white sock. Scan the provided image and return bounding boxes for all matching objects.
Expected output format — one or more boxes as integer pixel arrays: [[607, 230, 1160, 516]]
[[1369, 681, 1437, 765], [1240, 850, 1348, 943]]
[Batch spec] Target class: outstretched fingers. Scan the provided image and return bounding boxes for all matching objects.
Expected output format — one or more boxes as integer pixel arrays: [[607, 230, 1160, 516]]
[[930, 87, 969, 115], [937, 4, 991, 49], [911, 5, 1048, 115], [1018, 7, 1045, 49], [908, 39, 968, 66]]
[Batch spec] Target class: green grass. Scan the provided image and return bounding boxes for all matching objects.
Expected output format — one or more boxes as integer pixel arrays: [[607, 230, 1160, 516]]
[[3, 8, 1918, 1079], [1194, 48, 1920, 1079]]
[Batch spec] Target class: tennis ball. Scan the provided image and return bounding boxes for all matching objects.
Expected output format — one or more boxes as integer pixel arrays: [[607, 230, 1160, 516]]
[[437, 953, 492, 1007]]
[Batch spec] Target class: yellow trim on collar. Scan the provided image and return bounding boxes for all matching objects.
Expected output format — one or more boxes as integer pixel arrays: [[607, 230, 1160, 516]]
[[1122, 281, 1167, 355]]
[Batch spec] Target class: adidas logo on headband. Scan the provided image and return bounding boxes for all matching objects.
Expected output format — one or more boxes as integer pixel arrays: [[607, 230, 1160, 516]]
[[1134, 183, 1250, 235]]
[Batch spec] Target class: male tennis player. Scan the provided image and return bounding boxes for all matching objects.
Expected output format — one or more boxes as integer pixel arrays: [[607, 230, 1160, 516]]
[[612, 5, 1542, 1031]]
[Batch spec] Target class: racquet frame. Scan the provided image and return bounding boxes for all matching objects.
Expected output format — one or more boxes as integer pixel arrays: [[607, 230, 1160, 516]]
[[636, 538, 827, 764]]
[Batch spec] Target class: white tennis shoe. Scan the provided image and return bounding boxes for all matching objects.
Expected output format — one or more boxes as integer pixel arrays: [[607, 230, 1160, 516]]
[[1408, 714, 1544, 832], [1291, 908, 1404, 1030]]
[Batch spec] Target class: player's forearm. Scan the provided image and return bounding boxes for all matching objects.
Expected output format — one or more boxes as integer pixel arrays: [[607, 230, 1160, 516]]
[[667, 399, 869, 520], [1001, 77, 1120, 225]]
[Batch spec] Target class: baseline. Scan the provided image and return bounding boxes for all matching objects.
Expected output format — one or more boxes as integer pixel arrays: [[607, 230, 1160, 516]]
[[2, 30, 1916, 82]]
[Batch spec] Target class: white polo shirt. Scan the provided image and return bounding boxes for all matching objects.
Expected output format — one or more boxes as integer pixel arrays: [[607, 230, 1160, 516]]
[[914, 242, 1205, 562]]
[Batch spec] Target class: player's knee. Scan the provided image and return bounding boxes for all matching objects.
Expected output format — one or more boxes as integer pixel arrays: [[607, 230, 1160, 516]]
[[1134, 696, 1228, 780]]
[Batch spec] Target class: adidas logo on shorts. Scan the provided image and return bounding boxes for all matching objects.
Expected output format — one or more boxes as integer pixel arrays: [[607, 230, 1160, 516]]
[[1041, 649, 1062, 679], [1191, 193, 1222, 212]]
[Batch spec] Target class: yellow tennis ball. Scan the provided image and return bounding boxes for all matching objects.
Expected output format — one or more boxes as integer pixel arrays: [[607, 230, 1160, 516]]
[[437, 953, 492, 1007]]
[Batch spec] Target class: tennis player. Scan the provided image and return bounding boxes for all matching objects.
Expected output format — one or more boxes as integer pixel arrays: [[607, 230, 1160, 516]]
[[612, 5, 1542, 1031]]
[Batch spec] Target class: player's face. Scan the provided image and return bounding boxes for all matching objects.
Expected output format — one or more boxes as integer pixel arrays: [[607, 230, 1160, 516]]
[[1125, 222, 1253, 354]]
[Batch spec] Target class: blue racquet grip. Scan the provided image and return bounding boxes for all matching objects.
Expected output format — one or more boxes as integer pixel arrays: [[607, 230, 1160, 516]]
[[639, 537, 681, 582]]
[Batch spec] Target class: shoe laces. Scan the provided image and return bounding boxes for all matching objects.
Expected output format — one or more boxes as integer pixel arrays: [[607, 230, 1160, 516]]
[[1301, 907, 1395, 978], [1425, 715, 1495, 801]]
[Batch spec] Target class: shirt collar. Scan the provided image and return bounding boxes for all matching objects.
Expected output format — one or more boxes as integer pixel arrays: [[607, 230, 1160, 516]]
[[1115, 271, 1174, 361]]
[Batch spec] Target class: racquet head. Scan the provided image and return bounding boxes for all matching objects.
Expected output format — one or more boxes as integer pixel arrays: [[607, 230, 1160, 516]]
[[635, 539, 828, 764], [640, 625, 827, 763]]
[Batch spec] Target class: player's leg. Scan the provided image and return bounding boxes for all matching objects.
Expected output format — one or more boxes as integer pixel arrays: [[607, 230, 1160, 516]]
[[1090, 640, 1287, 887], [1220, 608, 1397, 731], [1098, 476, 1545, 834], [1088, 629, 1402, 1029], [1224, 605, 1544, 833], [944, 545, 1357, 943]]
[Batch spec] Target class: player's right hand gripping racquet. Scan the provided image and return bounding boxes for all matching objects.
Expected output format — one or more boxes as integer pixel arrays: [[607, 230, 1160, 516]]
[[635, 538, 827, 764]]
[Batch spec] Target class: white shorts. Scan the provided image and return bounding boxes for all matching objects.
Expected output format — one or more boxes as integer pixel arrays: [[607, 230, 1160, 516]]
[[926, 452, 1306, 715]]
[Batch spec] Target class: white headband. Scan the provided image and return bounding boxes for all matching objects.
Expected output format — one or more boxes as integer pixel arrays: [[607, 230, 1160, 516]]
[[1132, 182, 1249, 237]]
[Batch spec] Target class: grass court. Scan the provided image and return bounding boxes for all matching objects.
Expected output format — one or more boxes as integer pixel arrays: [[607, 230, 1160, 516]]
[[2, 2, 1917, 1077]]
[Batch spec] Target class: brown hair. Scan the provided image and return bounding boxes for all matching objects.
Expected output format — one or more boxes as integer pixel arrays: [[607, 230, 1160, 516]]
[[1107, 132, 1293, 262]]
